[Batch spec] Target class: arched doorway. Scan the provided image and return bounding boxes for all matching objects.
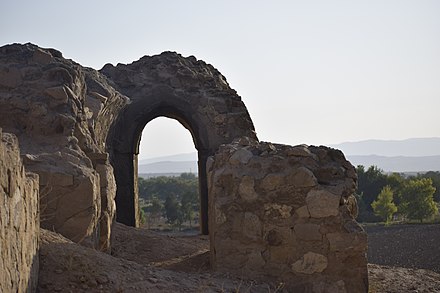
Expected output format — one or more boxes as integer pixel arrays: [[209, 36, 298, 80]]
[[138, 117, 199, 231], [102, 52, 257, 234]]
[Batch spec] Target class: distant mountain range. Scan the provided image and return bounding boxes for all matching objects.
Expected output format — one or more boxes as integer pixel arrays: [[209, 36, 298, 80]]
[[330, 137, 440, 157], [346, 155, 440, 172], [138, 138, 440, 174], [138, 160, 198, 174]]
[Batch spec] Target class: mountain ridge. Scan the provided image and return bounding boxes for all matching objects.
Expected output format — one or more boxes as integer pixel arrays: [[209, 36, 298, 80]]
[[330, 137, 440, 157], [138, 137, 440, 173]]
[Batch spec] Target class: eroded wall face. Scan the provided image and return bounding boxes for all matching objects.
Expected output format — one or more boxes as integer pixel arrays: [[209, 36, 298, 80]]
[[208, 137, 368, 292], [0, 130, 39, 293], [0, 43, 126, 251]]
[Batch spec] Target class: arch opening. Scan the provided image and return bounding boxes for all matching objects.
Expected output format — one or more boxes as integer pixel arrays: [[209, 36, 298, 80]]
[[108, 101, 212, 234], [137, 117, 200, 232]]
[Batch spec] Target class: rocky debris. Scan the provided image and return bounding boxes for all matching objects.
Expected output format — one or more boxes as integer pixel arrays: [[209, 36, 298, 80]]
[[368, 264, 440, 293], [0, 43, 127, 250], [0, 129, 39, 293], [208, 138, 368, 292]]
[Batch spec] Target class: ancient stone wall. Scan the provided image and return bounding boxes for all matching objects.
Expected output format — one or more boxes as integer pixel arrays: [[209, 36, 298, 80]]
[[0, 43, 126, 250], [208, 137, 368, 292], [0, 129, 39, 293], [101, 52, 257, 231]]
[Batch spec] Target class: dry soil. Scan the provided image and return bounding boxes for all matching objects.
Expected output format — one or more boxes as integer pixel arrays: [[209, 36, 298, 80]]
[[37, 223, 440, 292]]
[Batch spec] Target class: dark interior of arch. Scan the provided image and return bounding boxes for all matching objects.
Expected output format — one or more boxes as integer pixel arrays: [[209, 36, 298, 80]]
[[102, 52, 257, 234]]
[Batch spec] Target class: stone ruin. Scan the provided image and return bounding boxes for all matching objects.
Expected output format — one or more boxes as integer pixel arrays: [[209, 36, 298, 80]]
[[0, 43, 368, 292], [208, 138, 367, 291]]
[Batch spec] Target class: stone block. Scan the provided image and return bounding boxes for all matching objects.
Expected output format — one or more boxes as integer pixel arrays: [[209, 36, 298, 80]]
[[306, 189, 340, 218], [291, 252, 328, 274], [294, 223, 322, 241], [238, 175, 258, 201]]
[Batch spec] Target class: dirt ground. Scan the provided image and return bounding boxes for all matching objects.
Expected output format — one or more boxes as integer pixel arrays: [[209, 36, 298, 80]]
[[37, 223, 440, 292], [366, 224, 440, 273]]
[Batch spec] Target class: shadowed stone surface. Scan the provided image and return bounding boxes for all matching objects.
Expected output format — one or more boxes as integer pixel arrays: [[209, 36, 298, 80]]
[[0, 43, 126, 250], [208, 138, 368, 292], [0, 130, 39, 293]]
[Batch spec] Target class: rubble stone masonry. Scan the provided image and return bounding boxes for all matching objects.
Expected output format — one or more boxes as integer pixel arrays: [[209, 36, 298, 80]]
[[208, 137, 368, 292], [0, 129, 39, 293]]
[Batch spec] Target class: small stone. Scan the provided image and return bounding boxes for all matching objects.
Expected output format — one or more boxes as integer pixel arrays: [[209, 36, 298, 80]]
[[294, 223, 322, 241], [287, 145, 312, 157], [261, 173, 284, 191], [287, 167, 318, 188], [291, 252, 328, 274], [229, 148, 253, 165], [243, 212, 262, 239], [238, 176, 258, 201], [96, 275, 109, 284], [294, 206, 310, 218], [306, 189, 340, 218], [266, 229, 283, 246]]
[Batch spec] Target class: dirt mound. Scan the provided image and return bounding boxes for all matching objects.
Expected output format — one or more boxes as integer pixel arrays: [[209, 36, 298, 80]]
[[38, 227, 278, 292], [38, 223, 440, 292]]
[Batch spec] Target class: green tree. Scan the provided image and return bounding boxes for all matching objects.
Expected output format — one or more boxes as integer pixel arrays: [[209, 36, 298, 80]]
[[417, 171, 440, 202], [164, 194, 180, 224], [181, 191, 197, 227], [371, 185, 398, 223], [399, 178, 438, 222], [356, 165, 388, 222], [146, 197, 163, 228]]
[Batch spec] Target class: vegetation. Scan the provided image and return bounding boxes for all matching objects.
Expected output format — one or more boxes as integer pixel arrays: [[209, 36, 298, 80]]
[[398, 178, 438, 222], [138, 173, 199, 230], [356, 166, 440, 224], [371, 185, 397, 224]]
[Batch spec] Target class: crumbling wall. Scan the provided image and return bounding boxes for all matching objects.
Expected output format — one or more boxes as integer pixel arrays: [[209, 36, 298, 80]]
[[0, 43, 126, 250], [102, 51, 257, 230], [208, 137, 368, 292], [0, 129, 39, 293]]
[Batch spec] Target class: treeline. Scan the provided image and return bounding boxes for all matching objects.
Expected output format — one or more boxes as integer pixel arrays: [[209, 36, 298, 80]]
[[356, 166, 440, 223], [138, 173, 199, 230]]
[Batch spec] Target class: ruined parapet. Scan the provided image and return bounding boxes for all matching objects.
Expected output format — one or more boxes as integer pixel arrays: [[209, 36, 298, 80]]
[[208, 137, 368, 292], [102, 51, 257, 156], [0, 129, 39, 293], [0, 43, 127, 250]]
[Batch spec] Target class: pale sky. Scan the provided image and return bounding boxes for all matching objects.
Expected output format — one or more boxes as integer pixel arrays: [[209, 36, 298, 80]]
[[1, 1, 439, 159]]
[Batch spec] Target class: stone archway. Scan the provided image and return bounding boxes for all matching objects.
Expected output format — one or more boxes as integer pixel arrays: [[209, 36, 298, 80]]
[[103, 52, 257, 234]]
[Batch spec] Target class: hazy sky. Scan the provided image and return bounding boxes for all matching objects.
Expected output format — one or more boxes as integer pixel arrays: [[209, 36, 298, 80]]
[[1, 1, 439, 159]]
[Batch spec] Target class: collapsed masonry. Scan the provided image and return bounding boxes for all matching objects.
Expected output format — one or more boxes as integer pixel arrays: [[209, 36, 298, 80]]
[[0, 43, 368, 292]]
